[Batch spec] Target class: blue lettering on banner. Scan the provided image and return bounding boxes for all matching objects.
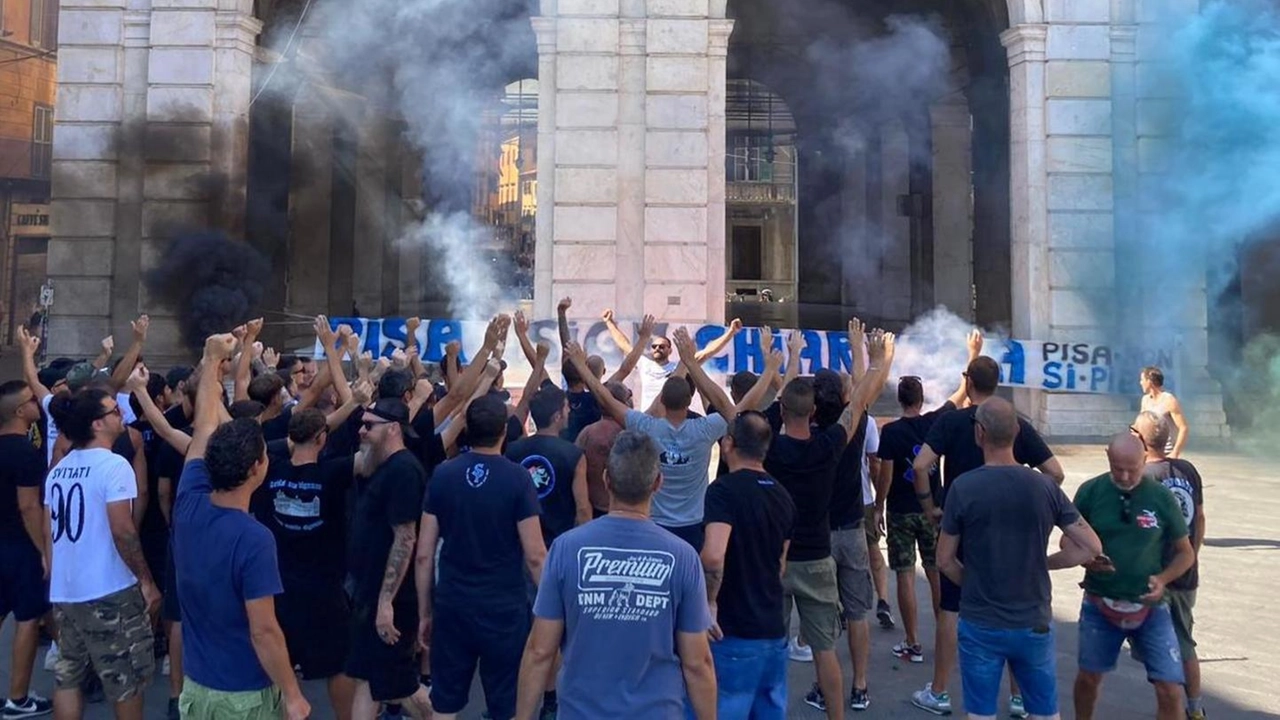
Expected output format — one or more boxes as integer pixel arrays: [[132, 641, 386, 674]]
[[317, 317, 1173, 397]]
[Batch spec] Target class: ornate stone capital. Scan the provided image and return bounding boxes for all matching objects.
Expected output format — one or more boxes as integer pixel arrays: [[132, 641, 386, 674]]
[[708, 18, 734, 57], [1000, 24, 1047, 67], [531, 17, 557, 55], [216, 10, 263, 53]]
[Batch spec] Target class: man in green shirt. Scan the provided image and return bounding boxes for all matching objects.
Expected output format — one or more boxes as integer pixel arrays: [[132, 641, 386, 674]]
[[1069, 434, 1195, 720]]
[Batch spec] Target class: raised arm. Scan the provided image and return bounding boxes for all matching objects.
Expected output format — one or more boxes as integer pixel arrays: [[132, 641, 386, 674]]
[[837, 331, 895, 444], [109, 315, 150, 391], [557, 297, 573, 348], [17, 327, 51, 402], [694, 318, 743, 364], [327, 379, 372, 431], [779, 330, 805, 391], [565, 341, 629, 425], [127, 367, 191, 455], [433, 315, 508, 425], [673, 327, 735, 419], [315, 316, 353, 407], [947, 329, 983, 408], [513, 341, 550, 426], [92, 335, 113, 371], [513, 310, 539, 367], [848, 318, 867, 384], [187, 334, 236, 462], [403, 317, 428, 379], [607, 314, 655, 384], [601, 308, 634, 355], [233, 319, 262, 402], [735, 349, 783, 417]]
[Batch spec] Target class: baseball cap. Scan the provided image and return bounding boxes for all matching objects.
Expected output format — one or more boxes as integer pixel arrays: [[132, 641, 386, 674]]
[[364, 399, 420, 439], [65, 362, 98, 393], [38, 360, 73, 390]]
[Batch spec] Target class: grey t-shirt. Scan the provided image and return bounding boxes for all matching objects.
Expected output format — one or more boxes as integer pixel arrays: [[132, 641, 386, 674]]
[[941, 464, 1080, 629], [533, 516, 710, 720], [625, 409, 727, 527]]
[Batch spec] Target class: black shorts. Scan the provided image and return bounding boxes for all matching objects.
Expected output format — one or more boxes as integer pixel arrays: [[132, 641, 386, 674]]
[[429, 601, 530, 718], [162, 542, 181, 623], [0, 539, 49, 622], [659, 522, 705, 553], [278, 583, 351, 680], [940, 572, 960, 613], [345, 599, 419, 702]]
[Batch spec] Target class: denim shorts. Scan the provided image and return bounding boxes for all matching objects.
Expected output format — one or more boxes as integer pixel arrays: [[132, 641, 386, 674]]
[[957, 618, 1057, 717], [701, 637, 787, 720], [1078, 599, 1185, 684]]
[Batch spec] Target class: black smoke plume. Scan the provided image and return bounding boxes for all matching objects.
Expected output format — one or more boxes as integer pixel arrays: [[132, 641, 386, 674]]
[[144, 231, 270, 350]]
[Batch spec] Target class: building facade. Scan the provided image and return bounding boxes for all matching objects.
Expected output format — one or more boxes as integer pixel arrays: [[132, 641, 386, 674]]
[[47, 0, 1233, 437]]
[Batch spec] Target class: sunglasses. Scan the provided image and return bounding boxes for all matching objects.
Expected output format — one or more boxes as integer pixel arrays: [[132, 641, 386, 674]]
[[651, 344, 670, 350], [96, 405, 122, 420], [1120, 492, 1132, 524], [361, 420, 392, 431]]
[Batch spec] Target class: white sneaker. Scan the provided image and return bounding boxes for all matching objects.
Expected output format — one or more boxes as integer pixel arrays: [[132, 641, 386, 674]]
[[161, 655, 171, 676], [788, 636, 813, 663], [42, 643, 59, 672]]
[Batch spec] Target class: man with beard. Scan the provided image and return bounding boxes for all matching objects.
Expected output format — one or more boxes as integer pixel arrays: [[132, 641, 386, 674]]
[[602, 310, 742, 412]]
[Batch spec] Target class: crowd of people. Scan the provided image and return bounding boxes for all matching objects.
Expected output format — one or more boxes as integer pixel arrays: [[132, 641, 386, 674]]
[[0, 300, 1208, 720]]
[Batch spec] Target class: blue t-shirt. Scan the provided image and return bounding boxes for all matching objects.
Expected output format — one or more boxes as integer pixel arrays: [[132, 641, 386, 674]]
[[423, 451, 540, 609], [533, 516, 710, 720], [174, 460, 283, 692], [624, 410, 727, 527]]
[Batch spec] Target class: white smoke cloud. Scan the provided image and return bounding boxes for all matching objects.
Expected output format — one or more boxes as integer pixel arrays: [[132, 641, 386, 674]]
[[892, 306, 1004, 410]]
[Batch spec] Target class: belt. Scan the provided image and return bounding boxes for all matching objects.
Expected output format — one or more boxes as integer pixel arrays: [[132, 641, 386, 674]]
[[832, 520, 863, 532]]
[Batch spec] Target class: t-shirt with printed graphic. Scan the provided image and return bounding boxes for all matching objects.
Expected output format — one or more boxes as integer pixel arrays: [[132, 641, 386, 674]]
[[532, 516, 710, 720], [624, 409, 728, 528], [0, 434, 45, 546], [1143, 458, 1203, 591], [46, 447, 139, 603], [423, 451, 540, 610], [346, 450, 426, 606], [506, 434, 584, 545], [252, 440, 354, 590], [1073, 474, 1188, 602], [877, 402, 955, 515]]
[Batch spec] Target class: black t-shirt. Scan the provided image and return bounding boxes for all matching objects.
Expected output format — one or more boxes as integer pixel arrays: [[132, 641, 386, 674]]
[[941, 465, 1079, 629], [130, 419, 171, 541], [764, 424, 849, 562], [260, 406, 293, 443], [923, 405, 1055, 503], [456, 413, 526, 454], [826, 412, 871, 529], [703, 469, 796, 639], [560, 390, 600, 443], [422, 451, 540, 610], [505, 434, 583, 545], [111, 429, 137, 464], [877, 402, 955, 515], [154, 404, 194, 487], [326, 406, 447, 478], [0, 434, 45, 545], [1144, 457, 1204, 591], [347, 450, 426, 605], [253, 440, 354, 590]]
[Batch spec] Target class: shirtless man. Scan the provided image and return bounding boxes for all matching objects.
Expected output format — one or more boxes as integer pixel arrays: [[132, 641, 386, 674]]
[[1139, 367, 1188, 459]]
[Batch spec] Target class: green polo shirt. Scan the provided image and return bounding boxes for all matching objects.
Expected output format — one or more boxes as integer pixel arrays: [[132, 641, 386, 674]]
[[1073, 474, 1188, 602]]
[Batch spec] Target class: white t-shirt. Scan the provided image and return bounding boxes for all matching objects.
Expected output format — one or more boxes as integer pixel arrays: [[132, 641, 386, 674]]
[[117, 392, 137, 426], [861, 416, 880, 506], [40, 395, 59, 465], [638, 357, 679, 412], [45, 448, 139, 603]]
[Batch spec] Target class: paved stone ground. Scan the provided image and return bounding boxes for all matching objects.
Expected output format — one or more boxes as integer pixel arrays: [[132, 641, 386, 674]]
[[3, 444, 1278, 718]]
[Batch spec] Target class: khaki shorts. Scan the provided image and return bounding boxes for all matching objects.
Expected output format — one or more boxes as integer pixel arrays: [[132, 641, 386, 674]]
[[887, 511, 938, 571], [783, 557, 841, 653], [863, 504, 883, 542], [52, 585, 155, 702], [831, 528, 875, 622], [180, 676, 281, 720], [1167, 588, 1197, 660]]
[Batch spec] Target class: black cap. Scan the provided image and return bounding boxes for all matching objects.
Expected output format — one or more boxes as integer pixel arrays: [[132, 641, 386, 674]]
[[365, 399, 420, 439]]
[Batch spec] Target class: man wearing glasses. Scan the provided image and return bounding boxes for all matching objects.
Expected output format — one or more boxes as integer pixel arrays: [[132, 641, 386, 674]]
[[601, 310, 742, 412], [1069, 434, 1195, 720]]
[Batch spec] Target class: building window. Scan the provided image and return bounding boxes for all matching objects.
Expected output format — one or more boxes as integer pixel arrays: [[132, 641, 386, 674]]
[[30, 0, 58, 49], [731, 225, 763, 280], [32, 104, 52, 179], [728, 134, 775, 183]]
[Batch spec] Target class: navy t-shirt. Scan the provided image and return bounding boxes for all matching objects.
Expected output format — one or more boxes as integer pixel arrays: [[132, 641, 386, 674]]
[[560, 390, 600, 443], [423, 451, 539, 610], [505, 434, 584, 545], [174, 460, 283, 692], [0, 434, 44, 546]]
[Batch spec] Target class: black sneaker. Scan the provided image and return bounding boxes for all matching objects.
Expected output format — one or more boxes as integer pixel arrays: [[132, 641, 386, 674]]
[[2, 695, 53, 719], [167, 698, 179, 720], [804, 684, 826, 712], [876, 600, 895, 629], [850, 688, 871, 712]]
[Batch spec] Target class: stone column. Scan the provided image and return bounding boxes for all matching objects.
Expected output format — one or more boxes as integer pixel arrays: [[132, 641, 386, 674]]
[[352, 117, 389, 316], [616, 13, 646, 318], [704, 18, 732, 324], [879, 121, 911, 324], [47, 0, 130, 357], [930, 98, 974, 320], [211, 1, 261, 237], [531, 16, 557, 319], [285, 86, 333, 315], [1002, 23, 1050, 423]]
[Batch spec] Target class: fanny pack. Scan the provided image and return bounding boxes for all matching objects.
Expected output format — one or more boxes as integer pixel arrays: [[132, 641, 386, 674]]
[[1086, 593, 1152, 630]]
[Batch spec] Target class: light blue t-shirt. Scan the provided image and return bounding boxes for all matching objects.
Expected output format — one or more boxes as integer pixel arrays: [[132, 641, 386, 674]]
[[533, 516, 710, 720], [624, 409, 727, 527]]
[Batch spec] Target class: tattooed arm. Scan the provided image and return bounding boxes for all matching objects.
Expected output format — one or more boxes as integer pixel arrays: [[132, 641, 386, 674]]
[[107, 500, 160, 616], [375, 522, 418, 645]]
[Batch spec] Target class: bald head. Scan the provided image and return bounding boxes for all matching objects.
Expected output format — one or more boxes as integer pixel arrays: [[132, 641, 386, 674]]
[[1106, 432, 1147, 490], [974, 397, 1019, 449], [1132, 411, 1168, 454], [586, 355, 606, 380]]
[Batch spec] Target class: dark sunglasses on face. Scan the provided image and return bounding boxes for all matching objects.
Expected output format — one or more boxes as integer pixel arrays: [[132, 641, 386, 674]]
[[361, 420, 391, 431]]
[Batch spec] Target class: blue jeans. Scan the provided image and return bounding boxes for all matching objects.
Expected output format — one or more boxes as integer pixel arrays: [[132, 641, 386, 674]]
[[699, 636, 787, 720], [1078, 600, 1184, 683], [957, 618, 1057, 717]]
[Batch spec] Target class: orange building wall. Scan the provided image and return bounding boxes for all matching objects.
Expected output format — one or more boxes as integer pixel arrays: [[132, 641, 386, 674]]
[[0, 0, 57, 181]]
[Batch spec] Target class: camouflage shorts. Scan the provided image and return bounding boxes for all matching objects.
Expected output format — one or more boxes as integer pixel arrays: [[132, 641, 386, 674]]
[[53, 584, 155, 702], [887, 512, 937, 572]]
